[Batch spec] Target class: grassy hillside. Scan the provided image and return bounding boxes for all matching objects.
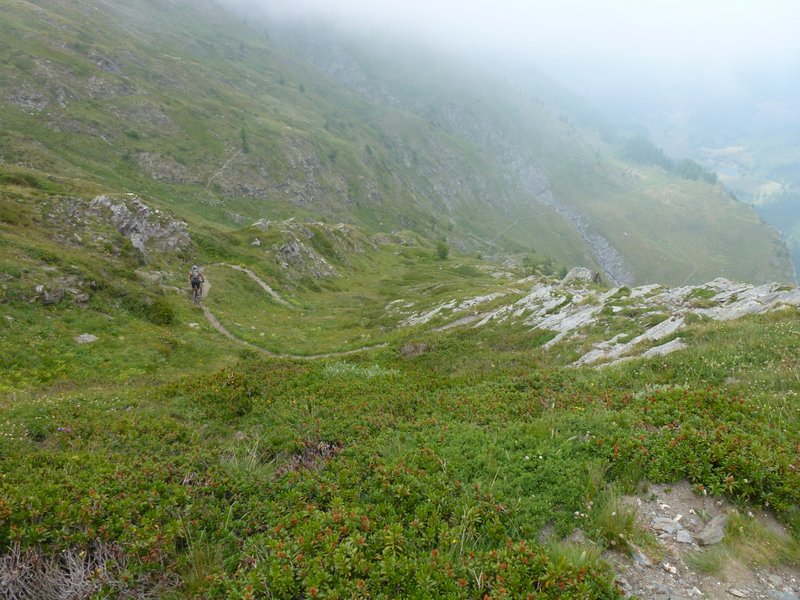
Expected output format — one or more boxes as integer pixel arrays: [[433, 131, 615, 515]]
[[2, 168, 799, 597], [1, 3, 799, 597], [283, 29, 795, 285], [0, 0, 793, 285], [2, 242, 799, 596]]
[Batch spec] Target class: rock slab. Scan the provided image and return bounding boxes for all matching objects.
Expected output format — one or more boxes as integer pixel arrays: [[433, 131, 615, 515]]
[[697, 514, 728, 546]]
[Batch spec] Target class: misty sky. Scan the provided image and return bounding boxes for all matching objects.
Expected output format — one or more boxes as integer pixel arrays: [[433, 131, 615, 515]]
[[225, 0, 800, 130], [251, 0, 800, 81]]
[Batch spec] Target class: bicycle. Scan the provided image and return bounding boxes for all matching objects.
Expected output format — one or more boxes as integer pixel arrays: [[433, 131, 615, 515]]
[[192, 284, 202, 305]]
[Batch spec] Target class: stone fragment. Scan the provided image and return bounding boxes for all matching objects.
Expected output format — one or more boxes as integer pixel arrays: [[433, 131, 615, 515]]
[[41, 289, 65, 305], [652, 517, 678, 534], [768, 591, 798, 600], [75, 333, 99, 344], [728, 589, 749, 598], [676, 529, 693, 544], [697, 514, 728, 546], [629, 543, 652, 567]]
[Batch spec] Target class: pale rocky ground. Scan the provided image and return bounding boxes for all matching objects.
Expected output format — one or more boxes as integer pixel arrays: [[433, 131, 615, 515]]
[[391, 267, 800, 366], [611, 482, 799, 600]]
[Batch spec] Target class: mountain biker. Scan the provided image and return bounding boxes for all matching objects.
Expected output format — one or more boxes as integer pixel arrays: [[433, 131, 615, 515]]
[[188, 265, 205, 299]]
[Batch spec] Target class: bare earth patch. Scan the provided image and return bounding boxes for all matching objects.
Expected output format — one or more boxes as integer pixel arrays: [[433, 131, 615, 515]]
[[274, 440, 343, 479], [610, 482, 799, 600]]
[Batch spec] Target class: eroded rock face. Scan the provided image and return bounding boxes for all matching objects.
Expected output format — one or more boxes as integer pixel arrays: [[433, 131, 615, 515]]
[[90, 195, 190, 257], [392, 272, 800, 366]]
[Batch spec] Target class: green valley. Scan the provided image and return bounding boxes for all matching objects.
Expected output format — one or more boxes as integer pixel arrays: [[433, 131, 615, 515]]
[[1, 1, 799, 598]]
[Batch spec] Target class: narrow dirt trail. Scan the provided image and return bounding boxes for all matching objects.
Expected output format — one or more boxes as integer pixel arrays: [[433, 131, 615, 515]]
[[205, 149, 242, 191], [209, 262, 290, 306], [199, 264, 387, 360]]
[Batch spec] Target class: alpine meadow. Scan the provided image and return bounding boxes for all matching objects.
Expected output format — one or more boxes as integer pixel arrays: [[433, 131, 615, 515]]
[[0, 1, 798, 599]]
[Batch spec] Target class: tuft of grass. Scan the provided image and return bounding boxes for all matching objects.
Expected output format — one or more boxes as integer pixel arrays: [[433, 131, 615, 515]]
[[322, 361, 399, 379], [546, 540, 604, 570], [724, 510, 800, 568], [588, 489, 639, 552], [685, 546, 728, 574]]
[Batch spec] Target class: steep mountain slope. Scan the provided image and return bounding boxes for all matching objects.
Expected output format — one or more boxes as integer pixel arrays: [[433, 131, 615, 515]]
[[0, 0, 793, 286], [276, 25, 795, 285]]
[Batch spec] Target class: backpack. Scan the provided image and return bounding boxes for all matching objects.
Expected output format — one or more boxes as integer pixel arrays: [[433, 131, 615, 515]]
[[191, 268, 203, 283]]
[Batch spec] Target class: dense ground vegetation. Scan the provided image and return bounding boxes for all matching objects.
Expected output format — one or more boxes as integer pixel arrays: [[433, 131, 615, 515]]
[[1, 2, 799, 597], [2, 296, 798, 597]]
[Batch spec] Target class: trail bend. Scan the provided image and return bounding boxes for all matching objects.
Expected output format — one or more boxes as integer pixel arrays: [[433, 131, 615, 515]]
[[199, 263, 387, 360]]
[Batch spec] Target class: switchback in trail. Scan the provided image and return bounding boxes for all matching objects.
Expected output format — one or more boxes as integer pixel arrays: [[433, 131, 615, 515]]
[[199, 263, 387, 360]]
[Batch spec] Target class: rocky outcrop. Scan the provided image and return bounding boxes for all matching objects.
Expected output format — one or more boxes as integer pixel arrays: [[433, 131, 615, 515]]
[[392, 274, 800, 366], [265, 219, 376, 280], [90, 195, 189, 257], [134, 152, 198, 185], [562, 267, 601, 284]]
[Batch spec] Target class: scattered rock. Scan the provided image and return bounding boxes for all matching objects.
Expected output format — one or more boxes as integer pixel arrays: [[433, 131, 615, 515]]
[[676, 529, 693, 544], [394, 276, 800, 367], [399, 342, 429, 358], [41, 288, 65, 305], [768, 591, 799, 600], [629, 543, 652, 567], [652, 516, 678, 534], [251, 237, 261, 246], [697, 514, 728, 546], [562, 266, 601, 284], [728, 588, 749, 597], [75, 333, 98, 344], [274, 440, 343, 478]]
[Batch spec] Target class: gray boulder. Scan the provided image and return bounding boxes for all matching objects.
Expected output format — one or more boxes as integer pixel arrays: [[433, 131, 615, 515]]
[[697, 514, 728, 546], [562, 266, 601, 284]]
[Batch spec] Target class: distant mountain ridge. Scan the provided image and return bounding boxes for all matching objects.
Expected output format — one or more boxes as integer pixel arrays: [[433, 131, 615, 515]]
[[0, 0, 793, 285]]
